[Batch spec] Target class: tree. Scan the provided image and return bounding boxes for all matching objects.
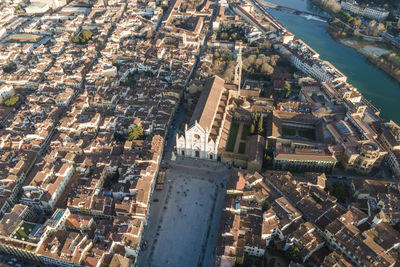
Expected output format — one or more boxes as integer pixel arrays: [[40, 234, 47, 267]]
[[4, 95, 19, 106], [128, 125, 144, 141], [377, 23, 386, 32], [353, 17, 362, 27], [283, 81, 291, 98], [82, 30, 93, 40], [250, 112, 257, 134], [223, 61, 235, 83], [261, 63, 274, 75], [71, 35, 80, 43], [255, 57, 264, 68], [322, 0, 341, 13], [287, 245, 302, 262], [269, 55, 280, 66], [369, 20, 377, 28], [325, 181, 349, 202], [250, 123, 255, 135], [71, 30, 93, 44], [257, 113, 264, 134], [261, 200, 271, 210]]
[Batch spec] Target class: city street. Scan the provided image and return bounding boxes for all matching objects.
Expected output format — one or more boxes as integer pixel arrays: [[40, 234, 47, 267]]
[[137, 158, 231, 267]]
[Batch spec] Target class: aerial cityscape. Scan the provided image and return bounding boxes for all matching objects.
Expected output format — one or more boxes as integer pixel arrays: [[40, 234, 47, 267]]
[[0, 0, 400, 266]]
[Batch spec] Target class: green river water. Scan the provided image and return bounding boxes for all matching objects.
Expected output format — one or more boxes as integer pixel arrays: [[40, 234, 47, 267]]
[[265, 0, 400, 123]]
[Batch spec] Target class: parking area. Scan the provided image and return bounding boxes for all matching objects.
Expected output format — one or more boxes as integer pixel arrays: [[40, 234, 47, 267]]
[[137, 157, 231, 267]]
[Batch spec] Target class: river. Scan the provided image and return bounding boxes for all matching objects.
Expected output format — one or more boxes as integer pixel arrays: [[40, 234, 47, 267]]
[[264, 0, 400, 123]]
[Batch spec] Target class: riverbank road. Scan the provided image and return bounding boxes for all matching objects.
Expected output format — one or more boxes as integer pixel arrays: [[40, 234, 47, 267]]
[[137, 158, 231, 267]]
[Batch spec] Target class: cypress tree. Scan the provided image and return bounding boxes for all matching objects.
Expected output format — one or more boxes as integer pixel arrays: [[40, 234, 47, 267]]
[[250, 112, 257, 134], [257, 113, 263, 134]]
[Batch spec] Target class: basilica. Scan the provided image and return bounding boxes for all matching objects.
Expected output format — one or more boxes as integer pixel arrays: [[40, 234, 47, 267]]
[[176, 45, 243, 160], [176, 75, 227, 160]]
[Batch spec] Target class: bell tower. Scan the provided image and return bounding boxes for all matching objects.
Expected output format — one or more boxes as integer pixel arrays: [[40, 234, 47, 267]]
[[233, 43, 243, 93]]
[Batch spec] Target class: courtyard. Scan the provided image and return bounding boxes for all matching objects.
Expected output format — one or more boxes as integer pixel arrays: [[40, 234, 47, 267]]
[[282, 127, 315, 140], [226, 122, 252, 153], [137, 158, 231, 267]]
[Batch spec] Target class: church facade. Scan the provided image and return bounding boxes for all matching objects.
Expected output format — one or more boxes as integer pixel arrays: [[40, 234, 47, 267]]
[[176, 76, 226, 160], [176, 44, 243, 160], [177, 121, 218, 160]]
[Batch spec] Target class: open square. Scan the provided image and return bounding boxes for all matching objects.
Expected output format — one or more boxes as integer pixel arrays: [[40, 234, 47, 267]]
[[138, 158, 230, 267]]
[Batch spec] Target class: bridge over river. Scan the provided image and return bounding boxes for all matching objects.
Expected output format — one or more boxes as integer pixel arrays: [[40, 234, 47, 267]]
[[258, 0, 330, 22]]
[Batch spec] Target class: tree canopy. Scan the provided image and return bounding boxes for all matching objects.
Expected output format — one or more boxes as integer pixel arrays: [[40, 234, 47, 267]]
[[325, 181, 349, 202], [71, 30, 93, 44], [128, 125, 144, 141], [242, 53, 280, 80], [257, 113, 264, 134], [283, 81, 291, 98], [4, 95, 19, 107], [250, 113, 265, 135]]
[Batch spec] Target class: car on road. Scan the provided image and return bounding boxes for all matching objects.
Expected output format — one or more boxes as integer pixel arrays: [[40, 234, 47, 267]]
[[153, 199, 159, 202]]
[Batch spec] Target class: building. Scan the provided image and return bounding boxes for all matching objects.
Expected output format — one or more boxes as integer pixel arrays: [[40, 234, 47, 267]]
[[176, 76, 229, 160], [52, 0, 67, 9], [387, 150, 400, 178], [274, 143, 337, 173], [341, 1, 389, 21], [21, 163, 75, 212], [0, 84, 15, 104], [341, 142, 386, 175], [282, 41, 347, 84], [0, 27, 6, 40], [25, 2, 50, 15], [246, 135, 265, 172]]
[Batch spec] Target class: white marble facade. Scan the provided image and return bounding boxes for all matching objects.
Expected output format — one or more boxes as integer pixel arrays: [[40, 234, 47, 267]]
[[176, 121, 218, 160]]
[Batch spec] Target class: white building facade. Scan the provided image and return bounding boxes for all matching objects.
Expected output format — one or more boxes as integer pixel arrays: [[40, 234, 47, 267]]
[[177, 122, 218, 160], [176, 76, 227, 160], [0, 84, 15, 104], [341, 1, 389, 21]]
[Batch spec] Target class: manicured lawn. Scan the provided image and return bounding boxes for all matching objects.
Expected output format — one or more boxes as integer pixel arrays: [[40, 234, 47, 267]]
[[226, 122, 239, 152], [282, 128, 296, 136], [238, 142, 246, 154], [241, 124, 252, 141], [14, 222, 35, 241], [298, 129, 315, 140]]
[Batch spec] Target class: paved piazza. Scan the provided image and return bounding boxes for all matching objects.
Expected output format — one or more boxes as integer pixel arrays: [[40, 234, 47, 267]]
[[137, 158, 231, 267]]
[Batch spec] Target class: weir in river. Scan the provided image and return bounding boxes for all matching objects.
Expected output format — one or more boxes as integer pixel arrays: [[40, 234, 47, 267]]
[[258, 0, 329, 21]]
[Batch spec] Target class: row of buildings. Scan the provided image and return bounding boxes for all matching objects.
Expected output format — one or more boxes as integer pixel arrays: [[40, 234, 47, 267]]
[[215, 168, 400, 266], [341, 0, 390, 21], [0, 0, 217, 265]]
